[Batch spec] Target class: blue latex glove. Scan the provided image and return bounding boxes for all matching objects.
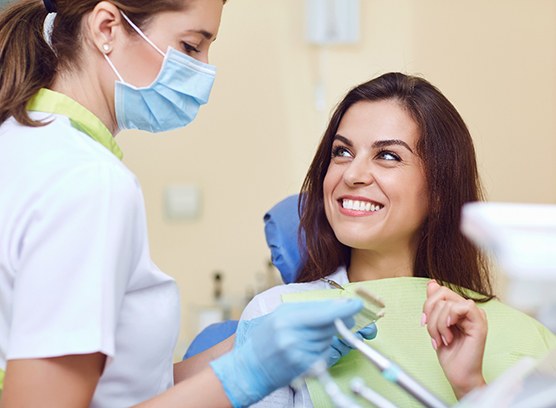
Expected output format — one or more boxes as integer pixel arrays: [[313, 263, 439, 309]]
[[210, 299, 362, 408], [326, 323, 378, 367]]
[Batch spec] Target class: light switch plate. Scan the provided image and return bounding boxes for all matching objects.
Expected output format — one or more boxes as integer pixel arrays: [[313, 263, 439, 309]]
[[305, 0, 360, 45], [164, 184, 200, 220]]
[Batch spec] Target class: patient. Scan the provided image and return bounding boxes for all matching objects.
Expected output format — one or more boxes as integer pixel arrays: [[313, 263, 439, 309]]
[[241, 72, 556, 407]]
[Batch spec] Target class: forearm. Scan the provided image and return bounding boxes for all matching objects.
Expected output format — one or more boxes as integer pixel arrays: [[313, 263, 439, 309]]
[[3, 355, 233, 408], [174, 335, 235, 383], [135, 366, 231, 408], [452, 374, 486, 400]]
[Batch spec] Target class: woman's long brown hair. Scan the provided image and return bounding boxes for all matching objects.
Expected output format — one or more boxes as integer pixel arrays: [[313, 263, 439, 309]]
[[297, 72, 494, 300]]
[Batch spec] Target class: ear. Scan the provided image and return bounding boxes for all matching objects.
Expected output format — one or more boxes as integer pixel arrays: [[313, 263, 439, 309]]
[[86, 1, 127, 56]]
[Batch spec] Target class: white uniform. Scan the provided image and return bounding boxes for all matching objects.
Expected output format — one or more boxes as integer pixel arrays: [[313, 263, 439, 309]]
[[0, 89, 180, 407]]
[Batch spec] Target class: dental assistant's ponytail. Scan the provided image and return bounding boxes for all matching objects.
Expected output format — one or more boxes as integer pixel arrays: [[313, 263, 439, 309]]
[[0, 0, 57, 126]]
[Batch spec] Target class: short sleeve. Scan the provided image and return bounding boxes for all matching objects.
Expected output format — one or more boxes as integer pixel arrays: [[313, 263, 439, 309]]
[[240, 285, 288, 321], [8, 162, 143, 360]]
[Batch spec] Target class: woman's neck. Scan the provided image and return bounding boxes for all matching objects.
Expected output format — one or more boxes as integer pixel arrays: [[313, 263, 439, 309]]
[[51, 62, 117, 135], [348, 246, 416, 282]]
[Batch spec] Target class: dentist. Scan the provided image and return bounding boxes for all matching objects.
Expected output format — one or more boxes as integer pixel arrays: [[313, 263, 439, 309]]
[[0, 1, 366, 407]]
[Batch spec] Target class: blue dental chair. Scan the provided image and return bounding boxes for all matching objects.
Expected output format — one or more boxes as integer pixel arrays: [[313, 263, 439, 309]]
[[183, 194, 304, 359]]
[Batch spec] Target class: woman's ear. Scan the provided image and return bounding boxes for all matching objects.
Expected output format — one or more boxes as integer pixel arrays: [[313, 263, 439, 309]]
[[85, 1, 126, 56]]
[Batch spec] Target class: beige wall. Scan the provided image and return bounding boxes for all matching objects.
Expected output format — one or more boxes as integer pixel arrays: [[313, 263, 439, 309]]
[[117, 0, 556, 357]]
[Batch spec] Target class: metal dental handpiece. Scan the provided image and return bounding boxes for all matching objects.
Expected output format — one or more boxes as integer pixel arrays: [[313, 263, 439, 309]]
[[307, 360, 362, 408], [350, 377, 398, 408], [334, 287, 450, 408]]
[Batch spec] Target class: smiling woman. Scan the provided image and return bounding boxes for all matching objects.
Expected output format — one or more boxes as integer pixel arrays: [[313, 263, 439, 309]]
[[323, 99, 428, 273], [239, 72, 556, 408], [299, 73, 489, 294]]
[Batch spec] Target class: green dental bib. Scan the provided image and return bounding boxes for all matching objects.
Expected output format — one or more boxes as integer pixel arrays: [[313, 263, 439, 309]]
[[282, 277, 556, 407]]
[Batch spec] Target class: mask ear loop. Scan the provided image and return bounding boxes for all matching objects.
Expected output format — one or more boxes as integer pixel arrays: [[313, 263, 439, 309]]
[[103, 11, 168, 84], [103, 51, 124, 83], [119, 11, 166, 58]]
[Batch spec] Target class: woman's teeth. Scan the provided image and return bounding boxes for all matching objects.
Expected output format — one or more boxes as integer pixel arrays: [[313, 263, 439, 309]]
[[342, 199, 383, 212]]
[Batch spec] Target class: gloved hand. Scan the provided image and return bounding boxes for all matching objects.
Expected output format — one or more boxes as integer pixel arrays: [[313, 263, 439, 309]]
[[232, 316, 377, 369], [326, 323, 377, 367], [210, 299, 362, 408]]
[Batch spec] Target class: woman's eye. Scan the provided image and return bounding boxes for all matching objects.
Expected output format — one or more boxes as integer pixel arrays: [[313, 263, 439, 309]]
[[181, 42, 201, 54], [377, 150, 401, 161], [331, 146, 352, 158]]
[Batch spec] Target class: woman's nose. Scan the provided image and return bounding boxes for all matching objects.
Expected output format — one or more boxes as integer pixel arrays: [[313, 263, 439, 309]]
[[343, 158, 375, 186], [196, 51, 210, 64]]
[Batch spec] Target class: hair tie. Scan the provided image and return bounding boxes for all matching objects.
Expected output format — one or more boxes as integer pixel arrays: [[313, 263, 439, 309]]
[[43, 12, 56, 50], [43, 0, 57, 13]]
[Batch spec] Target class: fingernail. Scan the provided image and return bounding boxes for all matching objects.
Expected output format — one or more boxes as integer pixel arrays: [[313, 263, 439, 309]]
[[420, 313, 427, 326], [441, 335, 448, 347], [431, 338, 438, 350], [446, 316, 451, 327]]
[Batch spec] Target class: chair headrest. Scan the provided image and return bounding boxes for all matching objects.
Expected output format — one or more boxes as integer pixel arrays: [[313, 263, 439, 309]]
[[263, 194, 305, 284]]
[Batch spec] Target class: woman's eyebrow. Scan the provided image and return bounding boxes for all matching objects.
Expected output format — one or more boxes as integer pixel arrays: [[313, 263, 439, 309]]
[[333, 134, 353, 147], [334, 135, 414, 154], [372, 139, 414, 153], [185, 29, 215, 41]]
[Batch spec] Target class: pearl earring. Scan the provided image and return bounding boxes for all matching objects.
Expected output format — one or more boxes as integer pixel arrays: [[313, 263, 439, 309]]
[[102, 43, 111, 53]]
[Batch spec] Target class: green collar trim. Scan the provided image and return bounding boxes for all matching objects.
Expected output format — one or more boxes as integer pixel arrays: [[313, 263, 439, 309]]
[[27, 88, 123, 160]]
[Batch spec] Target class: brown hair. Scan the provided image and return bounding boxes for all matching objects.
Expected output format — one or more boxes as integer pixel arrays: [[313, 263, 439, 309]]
[[0, 0, 221, 127], [297, 72, 493, 300]]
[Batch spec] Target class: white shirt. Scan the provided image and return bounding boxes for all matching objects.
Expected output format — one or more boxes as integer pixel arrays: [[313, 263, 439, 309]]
[[240, 268, 349, 408], [0, 90, 180, 407]]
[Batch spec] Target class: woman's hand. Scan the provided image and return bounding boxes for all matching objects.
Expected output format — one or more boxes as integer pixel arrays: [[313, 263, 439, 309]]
[[422, 280, 487, 399]]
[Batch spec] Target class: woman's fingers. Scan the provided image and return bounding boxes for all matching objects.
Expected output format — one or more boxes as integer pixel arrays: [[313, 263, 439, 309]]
[[424, 280, 462, 315], [435, 302, 455, 347], [425, 297, 450, 349], [434, 301, 475, 347], [423, 281, 485, 349]]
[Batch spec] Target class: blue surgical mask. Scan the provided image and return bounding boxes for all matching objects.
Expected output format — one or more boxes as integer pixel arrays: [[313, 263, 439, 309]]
[[103, 12, 216, 133]]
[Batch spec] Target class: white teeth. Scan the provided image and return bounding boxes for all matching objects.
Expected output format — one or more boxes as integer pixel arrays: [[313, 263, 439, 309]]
[[342, 199, 383, 212]]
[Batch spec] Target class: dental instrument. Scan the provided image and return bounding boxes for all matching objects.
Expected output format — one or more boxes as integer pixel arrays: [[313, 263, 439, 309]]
[[350, 378, 398, 408], [334, 317, 449, 408], [308, 360, 362, 408]]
